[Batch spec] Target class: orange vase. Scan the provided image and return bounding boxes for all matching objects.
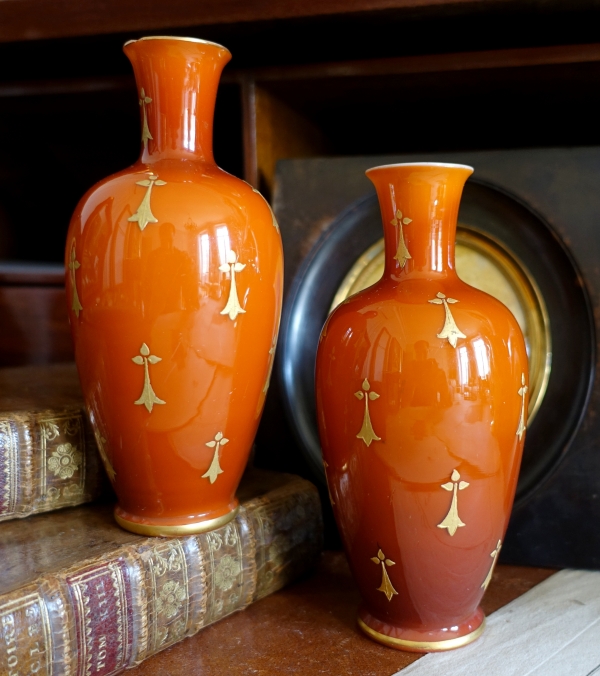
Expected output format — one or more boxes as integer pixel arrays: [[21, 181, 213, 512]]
[[65, 37, 283, 536], [315, 163, 528, 652]]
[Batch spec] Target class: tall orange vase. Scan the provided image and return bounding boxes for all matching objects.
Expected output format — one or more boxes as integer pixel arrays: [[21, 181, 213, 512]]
[[65, 37, 283, 536], [315, 163, 528, 651]]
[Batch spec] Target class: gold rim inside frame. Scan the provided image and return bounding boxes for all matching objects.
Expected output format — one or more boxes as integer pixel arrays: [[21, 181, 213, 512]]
[[124, 36, 231, 54], [114, 505, 239, 536], [330, 224, 551, 425], [358, 616, 486, 652]]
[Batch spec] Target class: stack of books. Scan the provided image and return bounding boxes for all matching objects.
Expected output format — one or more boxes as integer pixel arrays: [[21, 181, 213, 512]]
[[0, 363, 323, 674]]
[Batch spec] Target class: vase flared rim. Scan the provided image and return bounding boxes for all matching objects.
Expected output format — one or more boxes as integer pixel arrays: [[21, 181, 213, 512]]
[[123, 35, 231, 56], [366, 161, 474, 173]]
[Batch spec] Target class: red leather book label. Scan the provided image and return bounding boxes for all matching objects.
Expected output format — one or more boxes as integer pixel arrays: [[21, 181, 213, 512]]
[[67, 558, 134, 676]]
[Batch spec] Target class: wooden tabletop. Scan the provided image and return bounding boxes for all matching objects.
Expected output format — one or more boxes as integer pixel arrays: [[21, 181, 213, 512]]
[[128, 550, 555, 676]]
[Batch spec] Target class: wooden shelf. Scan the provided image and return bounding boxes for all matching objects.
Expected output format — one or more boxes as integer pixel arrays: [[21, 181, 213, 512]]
[[126, 551, 556, 675], [237, 42, 600, 192], [0, 0, 533, 44]]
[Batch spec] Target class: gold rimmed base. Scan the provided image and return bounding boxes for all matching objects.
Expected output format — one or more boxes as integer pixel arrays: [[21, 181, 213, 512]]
[[357, 616, 486, 653], [114, 505, 239, 537]]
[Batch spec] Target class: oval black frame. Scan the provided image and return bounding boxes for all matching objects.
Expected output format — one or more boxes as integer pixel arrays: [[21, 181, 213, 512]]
[[277, 179, 595, 507]]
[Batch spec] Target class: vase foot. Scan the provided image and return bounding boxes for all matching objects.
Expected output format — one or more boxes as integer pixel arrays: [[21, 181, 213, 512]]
[[114, 503, 239, 536], [357, 606, 485, 653]]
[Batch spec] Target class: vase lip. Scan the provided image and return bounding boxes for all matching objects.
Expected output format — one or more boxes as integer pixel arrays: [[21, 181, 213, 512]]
[[123, 35, 231, 56], [366, 161, 474, 174]]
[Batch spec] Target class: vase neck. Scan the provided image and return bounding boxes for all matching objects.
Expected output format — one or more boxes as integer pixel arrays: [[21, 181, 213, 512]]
[[124, 37, 231, 165], [366, 163, 473, 281]]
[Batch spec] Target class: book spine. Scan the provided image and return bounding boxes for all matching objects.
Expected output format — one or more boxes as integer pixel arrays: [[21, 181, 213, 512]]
[[0, 478, 322, 676], [0, 578, 72, 676], [0, 408, 104, 523]]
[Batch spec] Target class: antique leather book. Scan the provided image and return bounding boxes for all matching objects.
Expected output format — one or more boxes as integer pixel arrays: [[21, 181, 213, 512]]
[[0, 468, 322, 675], [0, 363, 106, 522]]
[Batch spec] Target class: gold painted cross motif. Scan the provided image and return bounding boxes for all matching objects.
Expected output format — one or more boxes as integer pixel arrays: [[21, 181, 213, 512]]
[[219, 250, 246, 320], [139, 87, 153, 149], [128, 173, 167, 231], [391, 209, 412, 268], [95, 433, 116, 483], [203, 432, 229, 484], [371, 549, 398, 601], [323, 460, 335, 505], [132, 343, 166, 413], [355, 379, 381, 447], [68, 239, 83, 318], [481, 539, 502, 590], [252, 186, 281, 232], [517, 373, 528, 441], [428, 292, 466, 348], [437, 469, 469, 536], [262, 336, 277, 394]]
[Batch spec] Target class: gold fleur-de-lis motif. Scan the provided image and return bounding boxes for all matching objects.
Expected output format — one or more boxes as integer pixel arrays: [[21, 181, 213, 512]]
[[391, 209, 412, 268], [132, 343, 166, 413], [354, 379, 381, 447], [437, 469, 469, 536], [139, 87, 153, 149], [203, 431, 229, 484], [250, 185, 280, 232], [128, 173, 167, 231], [95, 431, 116, 483], [219, 250, 246, 321], [68, 238, 83, 318], [517, 373, 528, 440], [370, 549, 398, 601], [481, 539, 502, 590], [323, 460, 335, 505], [262, 336, 277, 394], [428, 292, 466, 348]]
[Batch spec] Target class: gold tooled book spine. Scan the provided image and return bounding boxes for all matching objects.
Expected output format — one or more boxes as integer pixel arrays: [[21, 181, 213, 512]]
[[0, 578, 72, 676], [0, 408, 104, 523], [0, 475, 322, 676]]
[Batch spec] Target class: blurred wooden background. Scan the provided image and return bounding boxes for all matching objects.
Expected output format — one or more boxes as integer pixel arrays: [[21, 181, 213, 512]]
[[1, 0, 599, 365]]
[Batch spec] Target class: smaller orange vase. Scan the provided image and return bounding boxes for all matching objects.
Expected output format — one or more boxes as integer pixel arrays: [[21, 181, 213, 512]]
[[66, 37, 283, 536], [316, 163, 528, 652]]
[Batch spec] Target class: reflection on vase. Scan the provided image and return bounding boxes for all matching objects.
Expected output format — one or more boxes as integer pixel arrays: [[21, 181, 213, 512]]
[[401, 340, 451, 408]]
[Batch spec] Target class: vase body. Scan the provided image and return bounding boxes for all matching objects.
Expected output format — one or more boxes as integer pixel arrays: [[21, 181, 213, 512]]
[[315, 163, 528, 651], [65, 37, 283, 536]]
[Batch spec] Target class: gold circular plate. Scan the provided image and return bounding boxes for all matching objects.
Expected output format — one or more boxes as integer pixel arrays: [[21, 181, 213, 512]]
[[358, 616, 486, 652], [114, 505, 239, 537], [330, 225, 551, 424]]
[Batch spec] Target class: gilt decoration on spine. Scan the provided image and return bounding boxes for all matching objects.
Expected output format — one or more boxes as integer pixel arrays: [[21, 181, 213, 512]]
[[146, 540, 191, 652]]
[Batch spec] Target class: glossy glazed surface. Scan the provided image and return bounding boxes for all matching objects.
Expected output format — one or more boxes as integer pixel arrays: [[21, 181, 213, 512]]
[[66, 38, 283, 533], [315, 164, 528, 650]]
